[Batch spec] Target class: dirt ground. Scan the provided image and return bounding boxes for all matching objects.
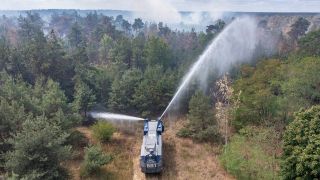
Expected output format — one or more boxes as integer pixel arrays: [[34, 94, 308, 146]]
[[69, 119, 234, 180]]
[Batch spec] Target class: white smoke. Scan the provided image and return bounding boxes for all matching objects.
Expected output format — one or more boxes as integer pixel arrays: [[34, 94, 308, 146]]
[[132, 0, 225, 25], [161, 16, 277, 118], [133, 0, 182, 23]]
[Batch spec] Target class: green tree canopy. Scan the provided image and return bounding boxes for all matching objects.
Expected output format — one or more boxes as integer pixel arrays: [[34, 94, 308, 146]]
[[283, 57, 320, 106], [0, 98, 28, 168], [72, 78, 96, 116], [5, 116, 71, 180], [132, 18, 144, 32], [144, 37, 172, 68], [281, 105, 320, 179], [178, 91, 220, 142], [109, 68, 142, 113], [233, 60, 285, 129], [99, 34, 113, 64], [80, 145, 112, 177], [132, 66, 175, 116], [298, 29, 320, 56], [188, 91, 213, 130]]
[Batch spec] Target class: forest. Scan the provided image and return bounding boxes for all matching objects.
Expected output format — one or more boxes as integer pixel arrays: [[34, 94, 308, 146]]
[[0, 10, 319, 179]]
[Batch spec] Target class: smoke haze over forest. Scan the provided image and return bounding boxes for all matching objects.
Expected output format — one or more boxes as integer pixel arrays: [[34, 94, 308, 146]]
[[1, 0, 320, 12]]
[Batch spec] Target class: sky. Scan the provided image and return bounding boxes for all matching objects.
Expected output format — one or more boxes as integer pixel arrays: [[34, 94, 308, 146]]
[[0, 0, 320, 12]]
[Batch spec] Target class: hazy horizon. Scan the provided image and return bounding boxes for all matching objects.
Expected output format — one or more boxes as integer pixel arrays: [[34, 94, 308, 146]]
[[1, 0, 320, 12], [0, 9, 319, 13]]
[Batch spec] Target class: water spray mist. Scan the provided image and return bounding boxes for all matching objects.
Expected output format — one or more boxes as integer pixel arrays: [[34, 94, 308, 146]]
[[160, 17, 262, 118]]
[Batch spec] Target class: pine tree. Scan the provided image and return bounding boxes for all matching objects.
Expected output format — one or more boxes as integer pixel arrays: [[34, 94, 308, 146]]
[[188, 91, 213, 131], [109, 68, 142, 113], [144, 37, 172, 68], [0, 98, 27, 169], [72, 79, 96, 117], [132, 18, 144, 32], [98, 34, 113, 64], [40, 78, 68, 117], [185, 91, 220, 142], [5, 116, 71, 180]]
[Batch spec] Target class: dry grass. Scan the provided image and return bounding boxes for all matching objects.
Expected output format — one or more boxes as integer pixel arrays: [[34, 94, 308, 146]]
[[66, 119, 234, 180], [66, 126, 137, 180]]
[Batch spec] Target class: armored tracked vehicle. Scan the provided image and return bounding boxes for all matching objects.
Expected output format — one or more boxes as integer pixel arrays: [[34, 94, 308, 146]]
[[140, 119, 164, 173]]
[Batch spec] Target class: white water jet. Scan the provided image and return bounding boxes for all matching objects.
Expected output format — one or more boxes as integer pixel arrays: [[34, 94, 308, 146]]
[[90, 112, 144, 121], [160, 17, 265, 119]]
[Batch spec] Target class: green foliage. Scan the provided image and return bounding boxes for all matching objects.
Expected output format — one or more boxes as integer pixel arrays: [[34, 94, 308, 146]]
[[283, 57, 320, 105], [72, 78, 96, 116], [109, 36, 132, 67], [298, 29, 320, 56], [109, 68, 142, 113], [90, 67, 113, 107], [220, 127, 280, 180], [68, 22, 85, 49], [36, 78, 68, 117], [233, 60, 287, 129], [46, 30, 75, 99], [132, 18, 144, 32], [0, 98, 28, 169], [132, 33, 146, 68], [0, 72, 33, 109], [80, 145, 112, 177], [9, 12, 320, 179], [188, 91, 213, 129], [234, 55, 320, 130], [144, 37, 172, 68], [288, 17, 310, 40], [0, 72, 79, 169], [18, 15, 48, 80], [179, 91, 220, 142], [206, 19, 225, 34], [176, 127, 193, 138], [99, 34, 113, 64], [17, 12, 44, 42], [0, 37, 10, 72], [0, 11, 226, 178], [91, 121, 116, 142], [5, 116, 71, 180], [132, 66, 176, 116], [281, 106, 320, 179], [66, 130, 88, 149]]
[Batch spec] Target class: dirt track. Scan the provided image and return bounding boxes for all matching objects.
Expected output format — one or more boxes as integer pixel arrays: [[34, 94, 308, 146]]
[[74, 119, 234, 180], [132, 119, 234, 180]]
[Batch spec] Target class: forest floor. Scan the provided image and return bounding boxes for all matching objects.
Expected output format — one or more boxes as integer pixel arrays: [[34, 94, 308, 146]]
[[67, 118, 234, 180]]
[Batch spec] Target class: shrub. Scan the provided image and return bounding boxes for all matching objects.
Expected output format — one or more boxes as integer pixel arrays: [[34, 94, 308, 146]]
[[178, 91, 220, 142], [281, 106, 320, 179], [192, 126, 221, 142], [80, 145, 112, 177], [66, 130, 88, 149], [91, 121, 116, 142], [176, 128, 192, 138], [220, 127, 280, 180]]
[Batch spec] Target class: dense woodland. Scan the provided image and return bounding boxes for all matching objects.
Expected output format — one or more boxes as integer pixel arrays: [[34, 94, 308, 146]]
[[0, 11, 319, 179]]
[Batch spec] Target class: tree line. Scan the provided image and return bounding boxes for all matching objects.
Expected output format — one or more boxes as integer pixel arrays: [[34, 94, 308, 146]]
[[0, 10, 318, 179], [0, 11, 224, 179]]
